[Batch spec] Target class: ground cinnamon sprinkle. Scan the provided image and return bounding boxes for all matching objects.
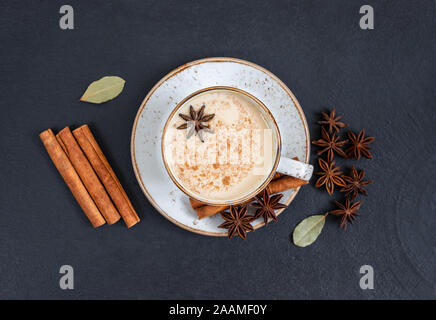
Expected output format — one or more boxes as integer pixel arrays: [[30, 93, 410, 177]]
[[222, 176, 230, 186]]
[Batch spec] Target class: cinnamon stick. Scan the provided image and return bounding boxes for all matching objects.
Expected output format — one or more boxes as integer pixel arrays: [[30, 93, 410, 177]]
[[191, 156, 308, 219], [192, 176, 308, 219], [189, 198, 204, 210], [39, 129, 106, 228], [57, 127, 121, 225], [272, 172, 285, 180], [266, 176, 308, 194], [73, 125, 140, 228], [196, 205, 228, 220]]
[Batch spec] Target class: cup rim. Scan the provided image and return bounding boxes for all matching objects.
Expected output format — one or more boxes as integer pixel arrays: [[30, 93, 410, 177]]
[[161, 85, 282, 206]]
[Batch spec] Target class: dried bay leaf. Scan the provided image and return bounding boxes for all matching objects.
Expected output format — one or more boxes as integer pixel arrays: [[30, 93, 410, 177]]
[[293, 214, 327, 247], [80, 76, 125, 104]]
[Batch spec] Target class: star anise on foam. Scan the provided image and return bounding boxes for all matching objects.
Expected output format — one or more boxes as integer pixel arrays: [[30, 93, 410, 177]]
[[318, 108, 348, 133], [330, 199, 361, 229], [345, 129, 374, 160], [315, 157, 345, 195], [177, 105, 215, 142], [312, 127, 348, 162], [340, 166, 373, 201], [250, 188, 288, 225], [218, 205, 254, 240]]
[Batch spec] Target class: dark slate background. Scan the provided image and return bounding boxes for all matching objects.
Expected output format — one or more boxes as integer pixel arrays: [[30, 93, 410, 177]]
[[1, 0, 435, 299]]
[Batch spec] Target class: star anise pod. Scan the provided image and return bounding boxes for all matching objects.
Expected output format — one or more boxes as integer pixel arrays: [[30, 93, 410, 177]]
[[312, 127, 348, 162], [345, 129, 374, 160], [218, 205, 254, 239], [330, 199, 361, 229], [315, 157, 345, 195], [177, 105, 215, 142], [251, 188, 288, 225], [318, 108, 348, 133], [340, 166, 373, 200]]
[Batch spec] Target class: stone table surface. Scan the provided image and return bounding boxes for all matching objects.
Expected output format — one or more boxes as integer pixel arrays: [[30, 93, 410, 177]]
[[1, 0, 435, 299]]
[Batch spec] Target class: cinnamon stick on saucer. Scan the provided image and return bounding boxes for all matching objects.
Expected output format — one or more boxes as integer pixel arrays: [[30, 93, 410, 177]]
[[265, 176, 308, 194], [190, 176, 308, 220], [73, 125, 140, 228], [189, 198, 228, 220], [190, 158, 308, 220], [39, 129, 106, 228], [57, 127, 121, 225]]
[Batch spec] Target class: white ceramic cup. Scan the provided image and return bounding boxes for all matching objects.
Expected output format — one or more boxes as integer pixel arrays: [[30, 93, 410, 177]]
[[161, 86, 313, 206]]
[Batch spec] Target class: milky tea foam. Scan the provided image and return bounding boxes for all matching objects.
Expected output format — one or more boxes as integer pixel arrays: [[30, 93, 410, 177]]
[[162, 88, 279, 204]]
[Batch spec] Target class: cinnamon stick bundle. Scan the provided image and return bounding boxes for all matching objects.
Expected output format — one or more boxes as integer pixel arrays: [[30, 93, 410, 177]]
[[57, 127, 121, 225], [190, 157, 308, 220], [39, 129, 106, 228], [73, 125, 140, 228]]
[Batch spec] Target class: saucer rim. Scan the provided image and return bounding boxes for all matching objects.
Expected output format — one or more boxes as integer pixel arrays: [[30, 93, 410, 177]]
[[130, 57, 311, 236]]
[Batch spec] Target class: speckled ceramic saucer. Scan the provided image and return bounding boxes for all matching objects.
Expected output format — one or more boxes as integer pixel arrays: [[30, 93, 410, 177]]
[[131, 57, 310, 236]]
